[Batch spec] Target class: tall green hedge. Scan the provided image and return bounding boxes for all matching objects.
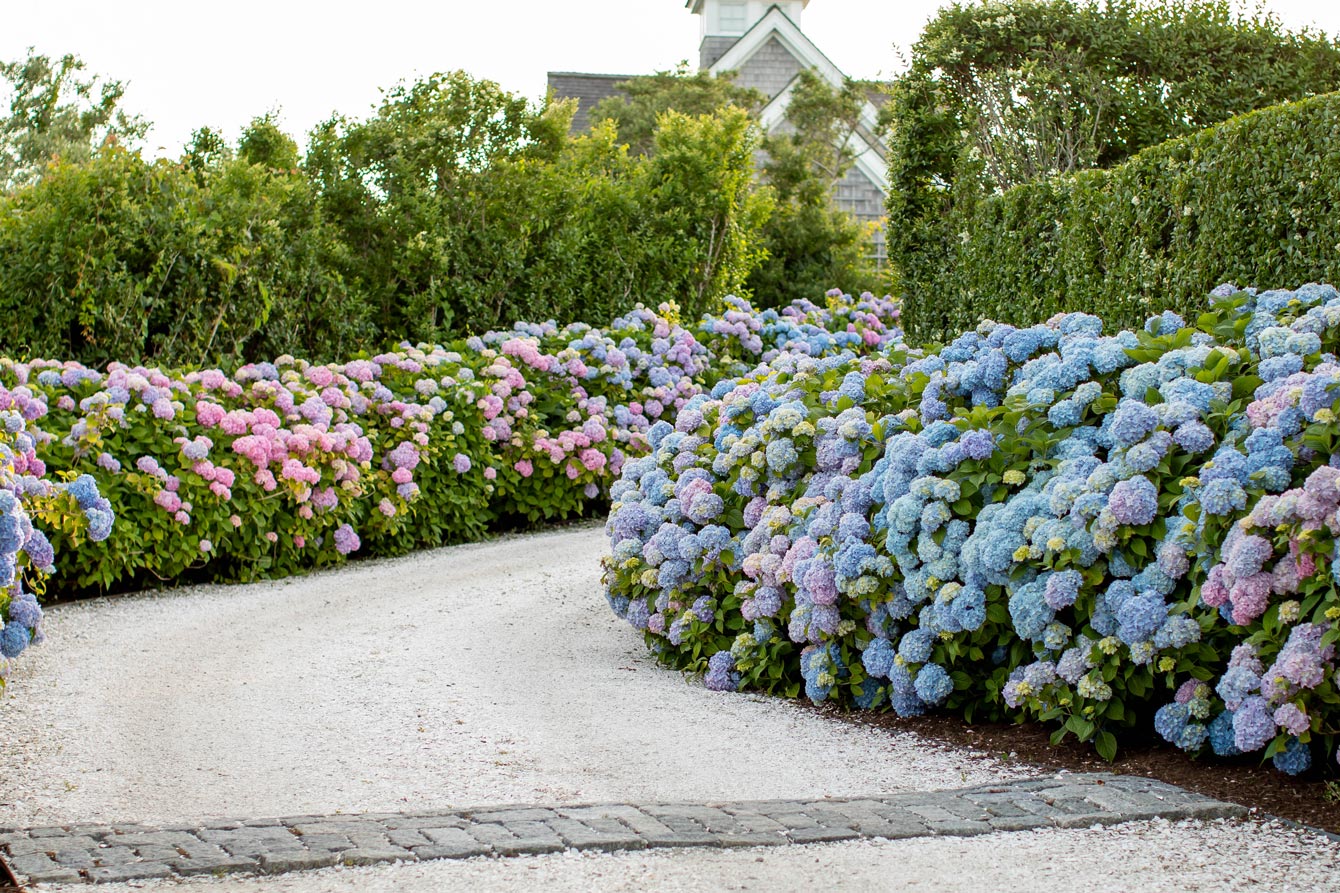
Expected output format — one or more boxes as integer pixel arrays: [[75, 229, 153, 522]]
[[0, 75, 771, 370], [0, 148, 365, 369], [900, 91, 1340, 342]]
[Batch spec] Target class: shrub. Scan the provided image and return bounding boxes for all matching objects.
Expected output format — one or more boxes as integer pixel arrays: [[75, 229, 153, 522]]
[[0, 73, 775, 369], [10, 291, 899, 598], [885, 0, 1340, 344], [308, 72, 772, 344], [604, 282, 1340, 775], [0, 420, 106, 688], [898, 92, 1340, 343], [0, 147, 364, 369]]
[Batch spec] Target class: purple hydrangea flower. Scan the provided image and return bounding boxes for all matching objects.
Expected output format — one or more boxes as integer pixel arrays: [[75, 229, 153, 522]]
[[1107, 475, 1158, 526], [1232, 696, 1277, 753], [333, 524, 361, 555], [704, 651, 741, 691]]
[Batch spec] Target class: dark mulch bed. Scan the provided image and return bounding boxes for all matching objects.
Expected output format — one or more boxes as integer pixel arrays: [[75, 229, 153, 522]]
[[812, 703, 1340, 837]]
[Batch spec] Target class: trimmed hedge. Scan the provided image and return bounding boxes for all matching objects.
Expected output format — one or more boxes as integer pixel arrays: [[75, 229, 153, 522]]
[[0, 105, 770, 369], [899, 92, 1340, 343], [605, 283, 1340, 776]]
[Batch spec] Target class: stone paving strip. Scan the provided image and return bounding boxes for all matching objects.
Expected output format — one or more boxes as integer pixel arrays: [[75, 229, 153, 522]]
[[0, 774, 1247, 887]]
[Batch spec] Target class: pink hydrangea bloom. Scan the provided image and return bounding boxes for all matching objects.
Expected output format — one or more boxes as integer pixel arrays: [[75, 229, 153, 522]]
[[195, 401, 226, 427]]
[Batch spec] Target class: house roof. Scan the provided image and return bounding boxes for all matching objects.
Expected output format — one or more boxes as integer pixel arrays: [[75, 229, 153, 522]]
[[546, 72, 635, 132], [549, 5, 890, 196], [710, 6, 889, 191], [709, 5, 843, 88], [685, 0, 810, 12]]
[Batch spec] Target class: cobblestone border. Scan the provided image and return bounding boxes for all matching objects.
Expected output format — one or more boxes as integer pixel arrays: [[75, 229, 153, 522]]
[[0, 774, 1247, 886]]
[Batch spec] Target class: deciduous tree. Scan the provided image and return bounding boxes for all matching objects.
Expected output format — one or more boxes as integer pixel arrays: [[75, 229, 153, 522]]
[[0, 49, 147, 189]]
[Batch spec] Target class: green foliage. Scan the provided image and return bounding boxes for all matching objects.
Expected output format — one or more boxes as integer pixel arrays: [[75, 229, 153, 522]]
[[305, 70, 575, 341], [238, 113, 300, 170], [743, 195, 877, 310], [0, 49, 148, 189], [637, 108, 773, 312], [597, 66, 882, 307], [307, 70, 769, 342], [590, 62, 764, 156], [888, 0, 1340, 188], [0, 145, 363, 367], [900, 91, 1340, 342], [766, 71, 867, 189], [886, 0, 1340, 338], [0, 70, 773, 366]]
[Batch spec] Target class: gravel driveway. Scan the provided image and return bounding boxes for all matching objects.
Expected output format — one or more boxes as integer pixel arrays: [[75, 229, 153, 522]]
[[0, 524, 1022, 829], [72, 818, 1340, 893], [2, 523, 1336, 891]]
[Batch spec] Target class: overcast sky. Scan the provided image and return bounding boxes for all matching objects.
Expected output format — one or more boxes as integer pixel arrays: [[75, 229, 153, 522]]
[[4, 0, 1340, 158]]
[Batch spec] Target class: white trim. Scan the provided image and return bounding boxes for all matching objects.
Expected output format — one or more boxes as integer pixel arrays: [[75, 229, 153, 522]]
[[757, 76, 797, 130], [709, 6, 843, 88]]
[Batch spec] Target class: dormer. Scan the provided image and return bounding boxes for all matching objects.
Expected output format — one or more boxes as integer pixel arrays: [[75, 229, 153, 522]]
[[689, 1, 809, 68]]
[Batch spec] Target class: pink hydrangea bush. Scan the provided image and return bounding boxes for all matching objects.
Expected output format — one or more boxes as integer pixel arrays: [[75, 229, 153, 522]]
[[13, 292, 900, 596]]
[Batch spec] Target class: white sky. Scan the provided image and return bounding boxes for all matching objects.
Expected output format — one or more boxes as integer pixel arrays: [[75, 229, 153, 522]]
[[4, 0, 1340, 158]]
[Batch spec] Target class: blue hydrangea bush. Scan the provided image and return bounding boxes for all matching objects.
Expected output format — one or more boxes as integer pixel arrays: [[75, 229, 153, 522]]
[[0, 415, 107, 687], [603, 283, 1340, 776]]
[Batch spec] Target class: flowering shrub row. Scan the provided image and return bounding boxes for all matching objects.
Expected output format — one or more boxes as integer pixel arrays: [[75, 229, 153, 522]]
[[9, 291, 899, 601], [604, 283, 1340, 775]]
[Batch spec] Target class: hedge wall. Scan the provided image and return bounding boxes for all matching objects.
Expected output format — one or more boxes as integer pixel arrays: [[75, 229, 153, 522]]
[[0, 107, 769, 370], [899, 91, 1340, 343]]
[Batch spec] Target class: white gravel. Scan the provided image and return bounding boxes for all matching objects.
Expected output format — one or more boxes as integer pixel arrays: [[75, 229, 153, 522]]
[[0, 524, 1027, 828], [80, 817, 1340, 893], [5, 524, 1339, 889]]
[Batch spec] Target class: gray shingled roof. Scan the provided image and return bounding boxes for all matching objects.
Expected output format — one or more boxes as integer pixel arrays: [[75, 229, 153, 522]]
[[547, 72, 634, 133]]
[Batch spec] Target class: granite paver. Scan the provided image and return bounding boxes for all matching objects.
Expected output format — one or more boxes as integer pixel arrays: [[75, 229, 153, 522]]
[[0, 774, 1248, 886]]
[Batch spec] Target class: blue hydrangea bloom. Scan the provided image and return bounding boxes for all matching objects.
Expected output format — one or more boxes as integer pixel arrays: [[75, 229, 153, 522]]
[[913, 663, 954, 706], [0, 623, 28, 658], [862, 637, 896, 679], [66, 474, 101, 509], [1116, 594, 1168, 645], [1271, 738, 1312, 775], [1208, 711, 1241, 757], [898, 629, 934, 664]]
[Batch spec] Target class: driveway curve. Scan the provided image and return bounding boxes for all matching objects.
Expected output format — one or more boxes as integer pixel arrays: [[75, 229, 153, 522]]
[[0, 524, 1022, 828]]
